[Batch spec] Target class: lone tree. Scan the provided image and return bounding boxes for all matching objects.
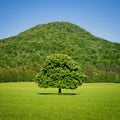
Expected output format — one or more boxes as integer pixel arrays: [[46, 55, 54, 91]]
[[34, 54, 86, 94]]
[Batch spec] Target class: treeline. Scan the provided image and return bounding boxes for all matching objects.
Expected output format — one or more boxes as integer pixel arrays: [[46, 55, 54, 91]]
[[0, 64, 119, 83], [0, 67, 34, 82], [0, 22, 120, 83]]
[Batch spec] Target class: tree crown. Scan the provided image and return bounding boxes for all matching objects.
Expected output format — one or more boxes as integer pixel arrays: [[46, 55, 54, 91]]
[[34, 54, 86, 90]]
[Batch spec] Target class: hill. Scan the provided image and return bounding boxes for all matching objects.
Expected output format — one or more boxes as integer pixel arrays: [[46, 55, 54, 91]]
[[0, 21, 120, 82]]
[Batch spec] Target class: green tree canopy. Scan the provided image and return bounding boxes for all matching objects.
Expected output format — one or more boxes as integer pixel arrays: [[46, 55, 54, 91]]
[[34, 54, 86, 93]]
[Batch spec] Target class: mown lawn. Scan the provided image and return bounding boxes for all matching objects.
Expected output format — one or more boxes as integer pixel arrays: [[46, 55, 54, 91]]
[[0, 82, 120, 120]]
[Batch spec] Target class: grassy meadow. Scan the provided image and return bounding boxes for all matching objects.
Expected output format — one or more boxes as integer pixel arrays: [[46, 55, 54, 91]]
[[0, 82, 120, 120]]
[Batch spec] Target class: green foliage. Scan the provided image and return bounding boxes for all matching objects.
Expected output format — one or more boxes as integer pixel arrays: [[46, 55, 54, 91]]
[[34, 54, 85, 91], [0, 21, 120, 82], [0, 67, 35, 82]]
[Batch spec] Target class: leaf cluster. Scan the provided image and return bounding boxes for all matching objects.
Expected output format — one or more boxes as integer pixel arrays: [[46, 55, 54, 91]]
[[34, 54, 85, 89]]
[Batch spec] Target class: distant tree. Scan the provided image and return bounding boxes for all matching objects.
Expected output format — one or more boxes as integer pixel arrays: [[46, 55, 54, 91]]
[[34, 54, 86, 94]]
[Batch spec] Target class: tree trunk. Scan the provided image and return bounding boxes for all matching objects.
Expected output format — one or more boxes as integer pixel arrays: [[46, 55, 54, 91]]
[[58, 88, 62, 94]]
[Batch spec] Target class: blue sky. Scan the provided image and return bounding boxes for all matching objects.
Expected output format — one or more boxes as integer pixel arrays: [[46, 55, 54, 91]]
[[0, 0, 120, 43]]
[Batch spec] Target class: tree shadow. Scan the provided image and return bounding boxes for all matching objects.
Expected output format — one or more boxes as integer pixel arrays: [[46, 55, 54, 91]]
[[37, 93, 79, 95]]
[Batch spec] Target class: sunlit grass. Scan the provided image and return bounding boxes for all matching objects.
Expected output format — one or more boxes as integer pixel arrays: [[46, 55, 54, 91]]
[[0, 82, 120, 120]]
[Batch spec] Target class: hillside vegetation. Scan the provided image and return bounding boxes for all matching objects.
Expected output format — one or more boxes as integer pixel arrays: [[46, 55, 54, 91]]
[[0, 22, 120, 82]]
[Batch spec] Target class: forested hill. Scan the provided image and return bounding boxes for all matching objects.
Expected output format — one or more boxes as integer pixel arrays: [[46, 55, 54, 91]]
[[0, 21, 120, 83]]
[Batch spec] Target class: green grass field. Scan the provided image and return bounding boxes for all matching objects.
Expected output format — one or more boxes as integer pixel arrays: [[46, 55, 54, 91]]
[[0, 82, 120, 120]]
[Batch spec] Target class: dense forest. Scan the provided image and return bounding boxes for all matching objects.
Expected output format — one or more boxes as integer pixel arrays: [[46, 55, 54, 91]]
[[0, 22, 120, 83]]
